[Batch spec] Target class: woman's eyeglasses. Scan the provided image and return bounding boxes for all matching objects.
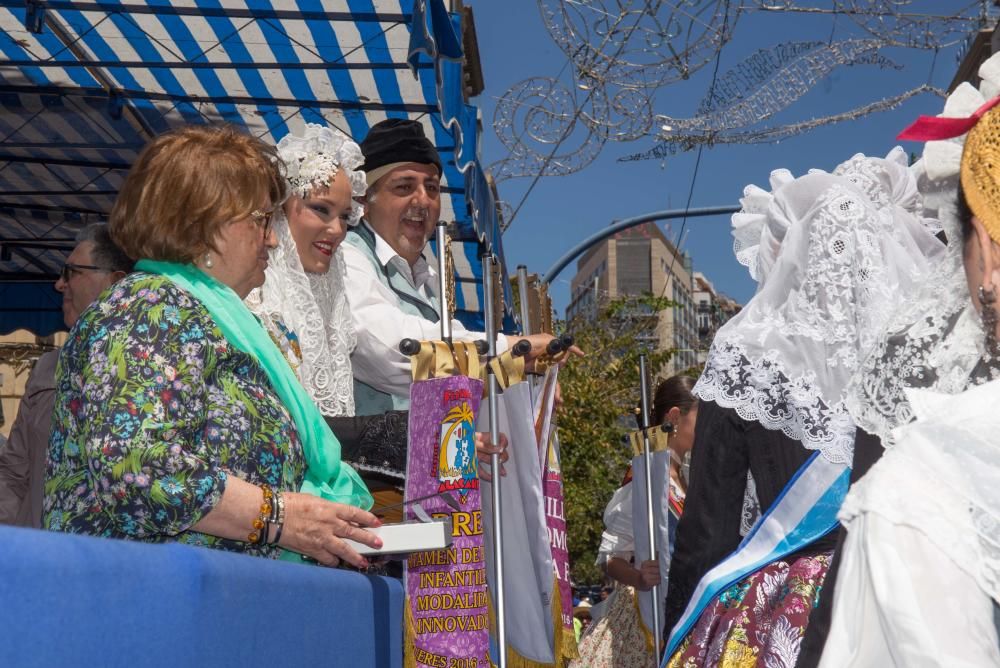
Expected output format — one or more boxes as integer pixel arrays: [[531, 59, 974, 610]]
[[250, 208, 276, 235], [60, 262, 106, 282]]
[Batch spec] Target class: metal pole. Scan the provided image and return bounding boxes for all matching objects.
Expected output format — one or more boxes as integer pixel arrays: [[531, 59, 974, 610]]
[[436, 221, 452, 342], [638, 355, 662, 664], [516, 265, 532, 335], [482, 254, 507, 668], [515, 264, 539, 411], [541, 205, 740, 285]]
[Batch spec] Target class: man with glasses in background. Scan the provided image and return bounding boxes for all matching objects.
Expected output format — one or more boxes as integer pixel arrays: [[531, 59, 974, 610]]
[[0, 223, 132, 527]]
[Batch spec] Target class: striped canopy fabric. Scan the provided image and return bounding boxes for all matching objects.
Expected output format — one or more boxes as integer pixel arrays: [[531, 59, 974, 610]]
[[0, 0, 511, 335]]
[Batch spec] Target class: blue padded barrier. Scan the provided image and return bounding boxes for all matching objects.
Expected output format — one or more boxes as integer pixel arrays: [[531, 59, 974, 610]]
[[0, 525, 403, 667]]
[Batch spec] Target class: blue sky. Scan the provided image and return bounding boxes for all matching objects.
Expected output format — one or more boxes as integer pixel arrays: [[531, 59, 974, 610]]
[[465, 1, 986, 312]]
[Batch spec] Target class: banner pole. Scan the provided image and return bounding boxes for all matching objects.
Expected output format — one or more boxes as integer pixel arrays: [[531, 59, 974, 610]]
[[638, 355, 662, 664], [436, 222, 452, 342], [515, 265, 539, 412], [516, 265, 532, 335], [483, 253, 507, 668]]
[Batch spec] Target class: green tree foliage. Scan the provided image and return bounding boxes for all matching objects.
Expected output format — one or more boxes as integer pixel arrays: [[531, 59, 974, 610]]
[[556, 294, 676, 585]]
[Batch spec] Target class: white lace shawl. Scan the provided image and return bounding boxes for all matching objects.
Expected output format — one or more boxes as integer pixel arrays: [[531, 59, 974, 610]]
[[247, 209, 358, 416], [840, 381, 1000, 604], [695, 149, 947, 464], [246, 123, 365, 417], [844, 60, 1000, 446]]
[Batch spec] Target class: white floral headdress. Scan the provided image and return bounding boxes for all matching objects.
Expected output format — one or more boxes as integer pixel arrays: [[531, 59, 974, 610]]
[[276, 123, 367, 226]]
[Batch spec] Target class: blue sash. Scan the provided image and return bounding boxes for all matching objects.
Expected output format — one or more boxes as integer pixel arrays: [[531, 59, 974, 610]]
[[662, 452, 849, 662]]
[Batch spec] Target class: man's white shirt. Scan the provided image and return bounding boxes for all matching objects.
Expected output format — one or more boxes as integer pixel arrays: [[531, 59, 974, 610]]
[[342, 222, 508, 399]]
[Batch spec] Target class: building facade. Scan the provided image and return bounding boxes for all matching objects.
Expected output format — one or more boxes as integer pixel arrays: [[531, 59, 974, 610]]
[[693, 272, 742, 365], [566, 223, 699, 375]]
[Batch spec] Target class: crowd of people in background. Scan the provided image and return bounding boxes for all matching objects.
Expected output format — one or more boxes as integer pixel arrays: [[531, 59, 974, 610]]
[[2, 48, 1000, 668]]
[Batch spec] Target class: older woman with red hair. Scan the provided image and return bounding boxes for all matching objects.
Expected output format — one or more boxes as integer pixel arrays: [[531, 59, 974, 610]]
[[44, 124, 380, 567]]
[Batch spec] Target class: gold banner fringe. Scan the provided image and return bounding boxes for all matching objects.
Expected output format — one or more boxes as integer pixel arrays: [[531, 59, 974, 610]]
[[409, 340, 483, 383], [552, 576, 579, 664], [507, 648, 553, 668], [628, 586, 656, 655], [503, 575, 579, 668], [404, 602, 418, 668], [488, 348, 526, 390], [628, 427, 671, 457]]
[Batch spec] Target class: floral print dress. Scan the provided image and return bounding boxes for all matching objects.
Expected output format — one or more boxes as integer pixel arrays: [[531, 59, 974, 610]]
[[666, 551, 833, 668], [571, 477, 687, 668], [44, 272, 304, 558]]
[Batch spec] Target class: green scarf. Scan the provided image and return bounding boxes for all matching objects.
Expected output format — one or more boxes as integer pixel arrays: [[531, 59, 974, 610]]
[[136, 260, 373, 514]]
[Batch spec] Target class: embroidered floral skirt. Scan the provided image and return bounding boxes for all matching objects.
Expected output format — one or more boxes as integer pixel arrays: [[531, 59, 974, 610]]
[[666, 551, 833, 668], [570, 585, 654, 668]]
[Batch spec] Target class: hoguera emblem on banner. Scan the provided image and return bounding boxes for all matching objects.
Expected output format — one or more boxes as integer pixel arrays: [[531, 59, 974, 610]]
[[437, 396, 478, 498]]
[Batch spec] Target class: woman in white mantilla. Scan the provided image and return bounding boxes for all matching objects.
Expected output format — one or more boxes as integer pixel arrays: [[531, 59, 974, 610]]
[[812, 55, 1000, 668], [662, 148, 946, 668], [248, 123, 366, 418]]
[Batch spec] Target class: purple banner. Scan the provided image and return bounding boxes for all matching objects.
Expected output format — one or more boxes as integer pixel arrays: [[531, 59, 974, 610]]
[[406, 376, 491, 668], [542, 432, 574, 642]]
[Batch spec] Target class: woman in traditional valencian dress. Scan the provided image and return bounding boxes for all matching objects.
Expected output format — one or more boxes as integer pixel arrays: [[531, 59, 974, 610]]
[[247, 123, 365, 421], [247, 125, 505, 519], [246, 124, 409, 493], [662, 149, 946, 667], [810, 55, 1000, 668], [572, 374, 697, 667]]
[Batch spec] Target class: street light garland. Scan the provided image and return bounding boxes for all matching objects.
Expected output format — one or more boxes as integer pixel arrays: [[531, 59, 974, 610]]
[[621, 83, 945, 160], [491, 0, 991, 230]]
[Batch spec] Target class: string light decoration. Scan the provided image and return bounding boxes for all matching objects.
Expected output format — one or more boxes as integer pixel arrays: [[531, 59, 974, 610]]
[[538, 0, 741, 88], [490, 0, 992, 224], [492, 1, 737, 187], [622, 83, 944, 159], [696, 39, 900, 116], [654, 39, 898, 138], [751, 1, 987, 49], [492, 76, 608, 183]]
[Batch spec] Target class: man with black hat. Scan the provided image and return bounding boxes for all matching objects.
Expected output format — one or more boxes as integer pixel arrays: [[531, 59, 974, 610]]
[[342, 118, 564, 416]]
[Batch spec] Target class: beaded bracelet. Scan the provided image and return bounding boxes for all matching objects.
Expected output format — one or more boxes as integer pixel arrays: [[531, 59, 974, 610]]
[[248, 484, 274, 544]]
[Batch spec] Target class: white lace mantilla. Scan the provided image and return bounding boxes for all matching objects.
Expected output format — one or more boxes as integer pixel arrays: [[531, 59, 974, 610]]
[[695, 341, 857, 464], [244, 123, 367, 417], [842, 61, 1000, 446], [703, 153, 945, 464], [247, 208, 357, 417]]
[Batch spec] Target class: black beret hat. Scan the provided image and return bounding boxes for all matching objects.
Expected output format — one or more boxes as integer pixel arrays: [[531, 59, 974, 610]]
[[360, 118, 442, 185]]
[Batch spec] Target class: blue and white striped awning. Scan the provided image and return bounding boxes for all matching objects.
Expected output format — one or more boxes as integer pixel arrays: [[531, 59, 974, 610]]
[[0, 0, 511, 335]]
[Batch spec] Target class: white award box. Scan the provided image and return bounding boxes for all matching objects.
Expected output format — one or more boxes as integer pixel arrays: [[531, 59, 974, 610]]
[[343, 517, 453, 556]]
